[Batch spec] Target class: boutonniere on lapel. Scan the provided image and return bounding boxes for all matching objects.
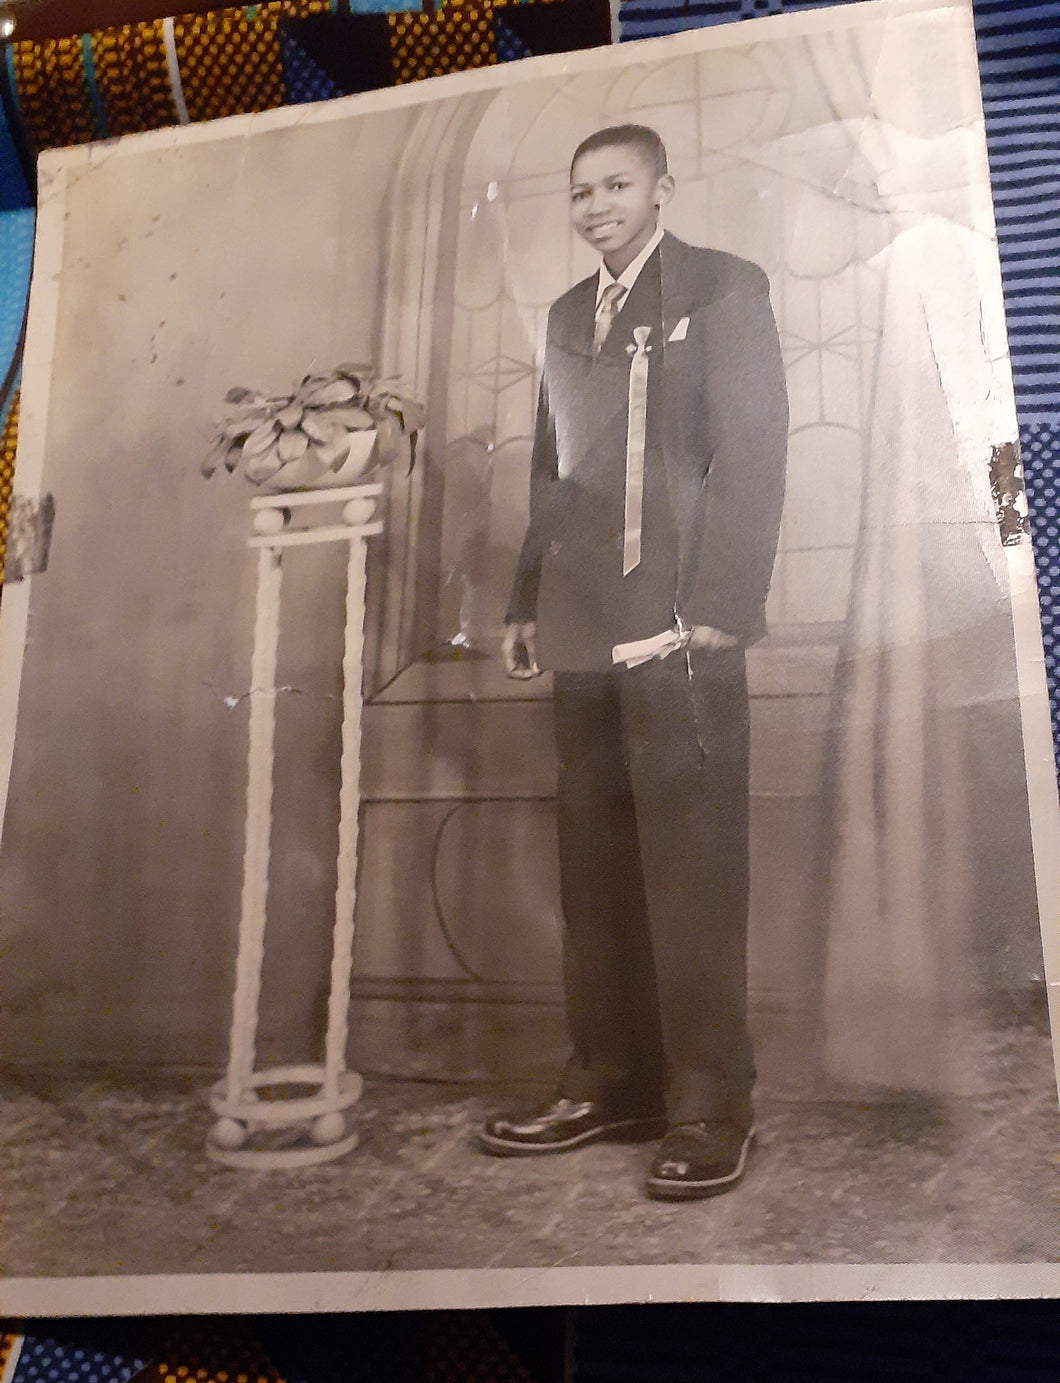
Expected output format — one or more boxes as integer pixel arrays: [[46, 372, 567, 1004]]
[[666, 315, 690, 343], [625, 325, 654, 359]]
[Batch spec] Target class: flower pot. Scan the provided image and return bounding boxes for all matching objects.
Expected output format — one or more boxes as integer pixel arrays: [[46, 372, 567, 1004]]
[[265, 428, 377, 493]]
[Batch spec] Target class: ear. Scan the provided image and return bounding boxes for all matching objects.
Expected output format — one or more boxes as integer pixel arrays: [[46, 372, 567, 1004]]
[[655, 173, 676, 209]]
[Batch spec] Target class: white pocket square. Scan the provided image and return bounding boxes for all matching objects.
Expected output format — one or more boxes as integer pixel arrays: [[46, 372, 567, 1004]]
[[667, 316, 690, 342]]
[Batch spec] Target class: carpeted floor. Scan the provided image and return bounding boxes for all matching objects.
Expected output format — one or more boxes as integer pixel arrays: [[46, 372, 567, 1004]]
[[1, 1023, 1057, 1280]]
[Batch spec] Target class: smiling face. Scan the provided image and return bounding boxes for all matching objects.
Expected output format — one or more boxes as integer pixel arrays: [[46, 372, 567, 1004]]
[[569, 144, 675, 276]]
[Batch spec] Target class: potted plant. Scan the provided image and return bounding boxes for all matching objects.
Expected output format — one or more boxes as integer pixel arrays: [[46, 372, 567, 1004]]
[[201, 364, 426, 491]]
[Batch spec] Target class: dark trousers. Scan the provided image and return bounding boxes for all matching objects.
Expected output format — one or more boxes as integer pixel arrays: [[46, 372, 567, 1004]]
[[552, 646, 754, 1126]]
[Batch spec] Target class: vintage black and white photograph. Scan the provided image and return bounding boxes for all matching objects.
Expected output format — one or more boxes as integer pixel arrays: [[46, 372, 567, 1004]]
[[0, 0, 1058, 1312]]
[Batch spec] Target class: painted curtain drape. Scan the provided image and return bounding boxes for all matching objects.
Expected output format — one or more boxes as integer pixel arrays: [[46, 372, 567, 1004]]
[[822, 156, 1041, 1093]]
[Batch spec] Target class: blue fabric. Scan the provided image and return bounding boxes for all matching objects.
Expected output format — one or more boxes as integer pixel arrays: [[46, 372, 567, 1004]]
[[79, 33, 110, 141], [618, 0, 865, 42], [494, 15, 533, 61], [1023, 422, 1060, 750], [976, 1, 1060, 425], [279, 27, 344, 103], [10, 1335, 145, 1383], [0, 60, 32, 210], [345, 0, 417, 12], [974, 1, 1060, 762], [0, 207, 33, 423]]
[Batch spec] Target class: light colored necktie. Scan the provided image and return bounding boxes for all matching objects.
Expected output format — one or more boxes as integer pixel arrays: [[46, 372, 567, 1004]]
[[593, 282, 626, 356], [623, 324, 652, 576]]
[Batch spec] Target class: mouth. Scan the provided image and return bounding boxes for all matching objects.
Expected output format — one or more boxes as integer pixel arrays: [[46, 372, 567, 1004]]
[[585, 220, 621, 237]]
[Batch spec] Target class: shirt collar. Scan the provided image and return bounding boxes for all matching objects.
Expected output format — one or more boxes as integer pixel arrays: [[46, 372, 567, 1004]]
[[596, 225, 664, 305]]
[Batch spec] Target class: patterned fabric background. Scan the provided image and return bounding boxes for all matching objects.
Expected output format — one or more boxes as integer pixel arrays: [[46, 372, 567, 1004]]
[[0, 0, 598, 196], [974, 0, 1060, 747], [2, 1326, 149, 1383], [388, 6, 497, 82], [5, 1304, 1060, 1380], [0, 390, 19, 572], [0, 1316, 562, 1383], [85, 21, 182, 136], [572, 1301, 1060, 1380], [0, 205, 33, 572]]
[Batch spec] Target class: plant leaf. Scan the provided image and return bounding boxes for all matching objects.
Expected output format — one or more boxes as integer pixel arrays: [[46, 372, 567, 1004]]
[[220, 417, 258, 441], [295, 375, 328, 403], [336, 361, 371, 380], [304, 378, 357, 408], [302, 413, 346, 444], [315, 405, 374, 431], [277, 404, 303, 430], [242, 420, 279, 458], [375, 413, 401, 465], [277, 428, 310, 462], [316, 434, 351, 471], [244, 441, 284, 484], [390, 400, 427, 433], [200, 435, 228, 479]]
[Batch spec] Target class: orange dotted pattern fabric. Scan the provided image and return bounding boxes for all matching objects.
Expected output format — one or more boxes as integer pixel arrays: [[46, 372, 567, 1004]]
[[0, 392, 19, 576], [9, 0, 335, 155], [171, 8, 287, 123], [424, 1316, 537, 1383], [171, 0, 332, 124], [0, 1332, 21, 1374], [89, 21, 182, 135], [145, 1321, 284, 1383], [8, 36, 99, 152], [149, 1368, 279, 1383], [388, 7, 497, 84]]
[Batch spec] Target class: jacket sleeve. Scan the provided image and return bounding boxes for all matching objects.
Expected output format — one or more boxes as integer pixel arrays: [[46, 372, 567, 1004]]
[[677, 273, 788, 639], [505, 369, 558, 625]]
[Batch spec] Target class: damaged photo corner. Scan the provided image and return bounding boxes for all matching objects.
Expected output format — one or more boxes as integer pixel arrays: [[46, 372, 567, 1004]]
[[0, 0, 1057, 1314]]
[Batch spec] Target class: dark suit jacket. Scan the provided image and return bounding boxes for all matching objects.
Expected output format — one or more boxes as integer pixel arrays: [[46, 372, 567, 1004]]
[[507, 232, 788, 672]]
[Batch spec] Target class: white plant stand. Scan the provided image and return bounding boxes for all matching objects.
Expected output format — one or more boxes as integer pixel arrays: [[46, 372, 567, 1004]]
[[207, 482, 383, 1169]]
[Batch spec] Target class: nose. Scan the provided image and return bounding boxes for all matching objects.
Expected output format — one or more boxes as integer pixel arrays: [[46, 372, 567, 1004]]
[[587, 186, 612, 217]]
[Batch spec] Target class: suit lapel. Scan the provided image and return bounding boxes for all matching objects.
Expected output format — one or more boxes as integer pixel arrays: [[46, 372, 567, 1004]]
[[554, 276, 598, 358], [658, 232, 711, 520], [659, 233, 699, 343]]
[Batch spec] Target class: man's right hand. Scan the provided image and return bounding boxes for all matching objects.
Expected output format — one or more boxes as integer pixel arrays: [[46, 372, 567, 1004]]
[[503, 622, 541, 680]]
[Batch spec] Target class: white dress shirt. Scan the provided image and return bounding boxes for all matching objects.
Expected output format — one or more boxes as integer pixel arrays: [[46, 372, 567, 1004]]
[[595, 224, 665, 310]]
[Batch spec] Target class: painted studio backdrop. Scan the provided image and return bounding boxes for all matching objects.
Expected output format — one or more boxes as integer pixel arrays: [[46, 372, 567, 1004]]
[[0, 7, 1049, 1106]]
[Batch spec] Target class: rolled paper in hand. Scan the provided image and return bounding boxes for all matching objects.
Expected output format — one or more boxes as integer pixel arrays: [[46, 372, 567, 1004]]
[[612, 624, 692, 669]]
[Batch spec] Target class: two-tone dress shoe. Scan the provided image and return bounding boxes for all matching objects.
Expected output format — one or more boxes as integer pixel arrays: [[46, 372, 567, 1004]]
[[478, 1097, 667, 1156], [645, 1121, 756, 1200]]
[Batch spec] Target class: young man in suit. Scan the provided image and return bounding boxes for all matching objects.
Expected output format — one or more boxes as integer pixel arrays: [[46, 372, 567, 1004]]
[[478, 125, 788, 1199]]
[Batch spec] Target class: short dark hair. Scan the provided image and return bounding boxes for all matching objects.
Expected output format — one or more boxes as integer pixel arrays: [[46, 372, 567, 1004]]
[[570, 124, 669, 180]]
